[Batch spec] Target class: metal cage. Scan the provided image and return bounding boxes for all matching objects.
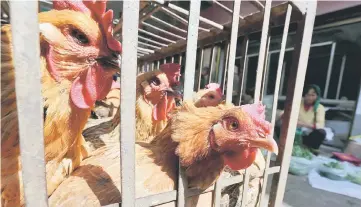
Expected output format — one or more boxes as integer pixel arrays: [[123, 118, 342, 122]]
[[5, 0, 317, 207]]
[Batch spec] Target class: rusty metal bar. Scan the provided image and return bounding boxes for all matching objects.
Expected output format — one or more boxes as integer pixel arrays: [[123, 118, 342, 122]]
[[161, 7, 210, 32], [269, 2, 317, 207], [139, 28, 176, 44], [150, 15, 188, 34], [138, 41, 162, 50], [336, 55, 347, 99], [238, 37, 249, 105], [141, 21, 186, 40], [138, 35, 168, 47], [120, 1, 139, 206], [254, 0, 272, 102], [259, 5, 292, 207], [177, 1, 201, 206], [323, 42, 336, 98], [9, 1, 48, 206]]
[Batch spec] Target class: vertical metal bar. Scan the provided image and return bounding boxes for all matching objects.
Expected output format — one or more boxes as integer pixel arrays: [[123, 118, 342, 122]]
[[238, 37, 249, 105], [197, 49, 204, 90], [157, 60, 160, 69], [120, 1, 139, 206], [254, 0, 272, 102], [179, 1, 201, 207], [240, 171, 250, 207], [279, 62, 286, 95], [261, 37, 271, 98], [336, 55, 347, 99], [323, 42, 336, 98], [9, 2, 48, 206], [225, 0, 241, 104], [179, 54, 183, 65], [222, 43, 230, 95], [269, 2, 317, 207], [152, 62, 155, 71], [208, 45, 216, 84], [163, 58, 166, 64], [259, 5, 292, 207], [171, 56, 175, 63]]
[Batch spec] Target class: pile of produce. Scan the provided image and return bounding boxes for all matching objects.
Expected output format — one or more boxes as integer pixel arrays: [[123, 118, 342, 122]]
[[292, 145, 313, 160], [319, 161, 347, 180], [289, 145, 315, 176]]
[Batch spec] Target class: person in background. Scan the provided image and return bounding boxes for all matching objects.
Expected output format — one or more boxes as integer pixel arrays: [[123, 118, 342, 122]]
[[276, 84, 326, 151], [200, 66, 210, 89]]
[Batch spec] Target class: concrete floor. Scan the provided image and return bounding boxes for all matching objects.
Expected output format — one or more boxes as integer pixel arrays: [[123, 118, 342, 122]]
[[265, 174, 361, 207]]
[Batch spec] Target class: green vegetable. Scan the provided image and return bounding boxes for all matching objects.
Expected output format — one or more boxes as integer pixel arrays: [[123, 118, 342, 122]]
[[346, 172, 361, 185], [323, 162, 344, 170], [292, 145, 313, 160]]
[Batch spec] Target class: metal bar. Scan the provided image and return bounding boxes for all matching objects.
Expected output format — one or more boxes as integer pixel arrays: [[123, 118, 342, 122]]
[[157, 60, 160, 68], [235, 41, 334, 59], [138, 47, 154, 53], [167, 2, 224, 30], [141, 21, 186, 40], [261, 36, 271, 98], [209, 45, 216, 84], [336, 55, 347, 99], [9, 1, 48, 206], [279, 62, 286, 95], [171, 56, 174, 63], [213, 181, 222, 207], [150, 15, 187, 34], [213, 0, 244, 20], [161, 7, 210, 32], [221, 174, 243, 187], [138, 50, 150, 55], [138, 35, 168, 47], [179, 55, 183, 65], [269, 2, 317, 207], [139, 29, 176, 44], [163, 58, 166, 64], [225, 0, 241, 104], [259, 5, 292, 207], [178, 1, 201, 205], [222, 43, 230, 95], [120, 1, 139, 206], [267, 166, 281, 174], [197, 49, 204, 90], [323, 42, 336, 98], [250, 0, 265, 11], [136, 190, 177, 207], [254, 0, 272, 102], [138, 41, 162, 50], [238, 37, 249, 105], [152, 62, 155, 71], [240, 170, 251, 207]]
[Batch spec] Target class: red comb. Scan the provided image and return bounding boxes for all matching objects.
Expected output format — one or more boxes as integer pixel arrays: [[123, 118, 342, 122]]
[[240, 103, 272, 134], [159, 63, 181, 86], [205, 83, 222, 97], [53, 0, 122, 53]]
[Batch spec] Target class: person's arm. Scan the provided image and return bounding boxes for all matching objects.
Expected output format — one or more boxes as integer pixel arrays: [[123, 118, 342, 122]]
[[297, 121, 313, 128], [315, 105, 325, 129]]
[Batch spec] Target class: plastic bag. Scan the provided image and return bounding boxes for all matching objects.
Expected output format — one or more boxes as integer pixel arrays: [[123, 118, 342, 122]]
[[318, 161, 347, 181], [289, 156, 314, 176], [344, 162, 361, 185]]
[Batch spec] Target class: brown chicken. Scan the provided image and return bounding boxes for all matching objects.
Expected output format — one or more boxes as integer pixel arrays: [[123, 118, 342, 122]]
[[48, 101, 278, 207], [193, 83, 224, 107], [1, 1, 121, 206]]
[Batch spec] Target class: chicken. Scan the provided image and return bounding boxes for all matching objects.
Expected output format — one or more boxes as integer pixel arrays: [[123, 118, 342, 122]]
[[1, 1, 121, 206], [48, 101, 278, 207], [193, 83, 224, 107], [82, 63, 181, 150]]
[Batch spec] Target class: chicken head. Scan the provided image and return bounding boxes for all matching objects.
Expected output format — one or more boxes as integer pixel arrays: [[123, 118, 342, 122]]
[[194, 83, 224, 107]]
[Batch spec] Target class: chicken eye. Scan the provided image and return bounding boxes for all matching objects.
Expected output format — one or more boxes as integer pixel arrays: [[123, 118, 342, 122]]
[[70, 29, 89, 45], [209, 95, 215, 99], [149, 77, 161, 86], [224, 117, 239, 131]]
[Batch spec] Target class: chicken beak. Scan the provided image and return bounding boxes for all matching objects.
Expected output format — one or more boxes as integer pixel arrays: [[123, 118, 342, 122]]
[[165, 88, 183, 99], [96, 55, 121, 71], [247, 137, 279, 155]]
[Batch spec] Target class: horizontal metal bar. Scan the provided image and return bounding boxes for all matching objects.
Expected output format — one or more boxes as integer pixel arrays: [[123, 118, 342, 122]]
[[138, 50, 150, 55], [138, 41, 162, 50], [150, 15, 187, 34], [213, 0, 244, 20], [235, 41, 334, 59], [10, 1, 48, 206], [250, 0, 265, 10], [267, 166, 281, 174], [167, 2, 224, 30], [136, 190, 177, 207], [161, 7, 210, 32], [221, 174, 244, 187], [139, 28, 176, 44], [142, 21, 186, 40], [138, 35, 168, 47], [138, 47, 154, 53]]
